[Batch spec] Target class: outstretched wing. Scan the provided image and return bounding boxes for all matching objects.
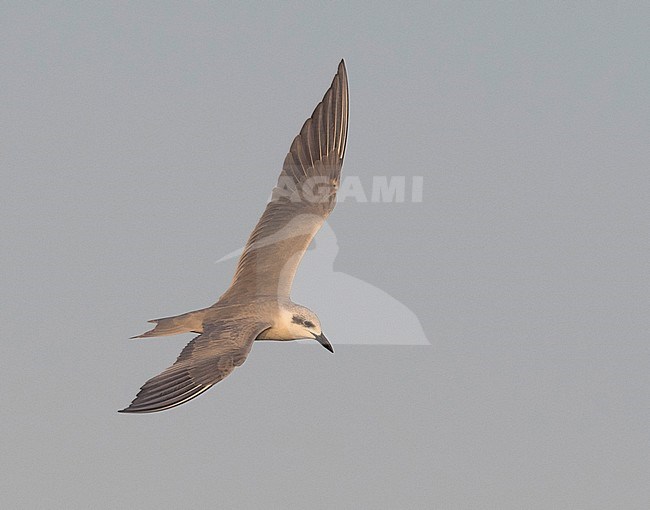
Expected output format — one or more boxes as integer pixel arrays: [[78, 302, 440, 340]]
[[119, 320, 270, 413], [220, 60, 349, 301]]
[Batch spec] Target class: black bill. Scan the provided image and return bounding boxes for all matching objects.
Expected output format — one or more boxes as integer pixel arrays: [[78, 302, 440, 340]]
[[314, 332, 334, 353]]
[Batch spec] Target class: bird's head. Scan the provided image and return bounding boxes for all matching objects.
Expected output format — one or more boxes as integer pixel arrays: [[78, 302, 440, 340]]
[[287, 305, 333, 353]]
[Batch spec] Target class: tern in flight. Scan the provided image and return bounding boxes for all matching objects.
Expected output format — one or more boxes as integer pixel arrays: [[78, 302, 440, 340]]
[[120, 60, 349, 413]]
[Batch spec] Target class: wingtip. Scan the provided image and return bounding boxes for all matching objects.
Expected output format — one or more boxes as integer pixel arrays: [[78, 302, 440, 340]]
[[337, 59, 347, 77], [118, 404, 147, 414]]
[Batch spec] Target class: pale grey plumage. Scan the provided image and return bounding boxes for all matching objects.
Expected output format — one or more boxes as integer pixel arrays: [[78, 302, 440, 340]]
[[120, 60, 348, 413], [221, 60, 348, 300]]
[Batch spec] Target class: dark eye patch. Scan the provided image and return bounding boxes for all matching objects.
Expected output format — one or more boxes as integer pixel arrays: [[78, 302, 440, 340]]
[[292, 315, 315, 329]]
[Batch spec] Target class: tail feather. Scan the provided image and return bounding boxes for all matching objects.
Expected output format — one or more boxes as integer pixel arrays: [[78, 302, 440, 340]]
[[131, 308, 208, 338]]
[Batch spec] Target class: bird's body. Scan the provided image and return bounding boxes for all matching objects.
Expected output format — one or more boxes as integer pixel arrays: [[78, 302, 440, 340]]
[[120, 60, 348, 413]]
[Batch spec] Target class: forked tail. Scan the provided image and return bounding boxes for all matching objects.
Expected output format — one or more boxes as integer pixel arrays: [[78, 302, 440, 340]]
[[131, 308, 208, 338]]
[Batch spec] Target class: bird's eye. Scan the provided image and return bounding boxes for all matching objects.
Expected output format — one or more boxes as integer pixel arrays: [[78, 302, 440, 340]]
[[304, 321, 315, 328]]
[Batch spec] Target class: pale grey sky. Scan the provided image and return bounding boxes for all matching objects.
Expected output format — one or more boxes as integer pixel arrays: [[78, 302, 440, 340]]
[[2, 2, 649, 508]]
